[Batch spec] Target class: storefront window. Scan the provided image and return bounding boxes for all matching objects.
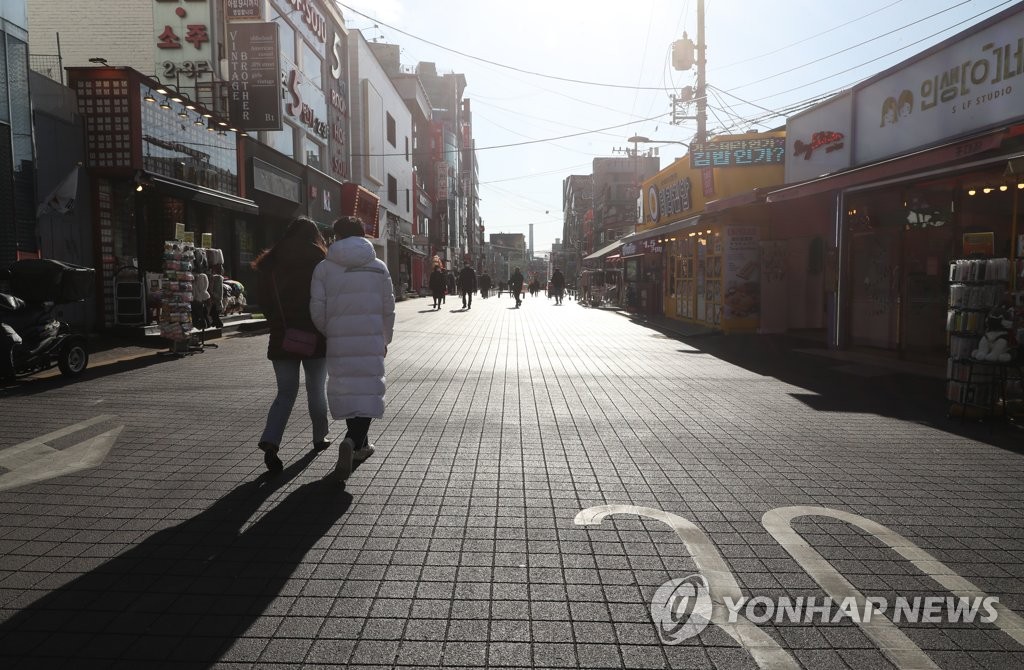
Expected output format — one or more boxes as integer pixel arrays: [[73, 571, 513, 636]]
[[266, 121, 296, 159], [270, 6, 296, 63], [303, 135, 323, 170], [140, 84, 239, 194]]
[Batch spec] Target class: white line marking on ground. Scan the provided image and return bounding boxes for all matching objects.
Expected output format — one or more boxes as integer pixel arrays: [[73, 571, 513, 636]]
[[0, 416, 123, 492], [763, 506, 1024, 669], [576, 504, 799, 670]]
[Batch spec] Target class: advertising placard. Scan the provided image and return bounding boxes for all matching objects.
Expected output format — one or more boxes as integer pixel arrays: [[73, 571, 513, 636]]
[[227, 22, 282, 131], [723, 225, 761, 330]]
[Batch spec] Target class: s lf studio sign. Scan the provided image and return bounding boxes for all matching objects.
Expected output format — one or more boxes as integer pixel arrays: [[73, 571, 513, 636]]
[[227, 22, 282, 131]]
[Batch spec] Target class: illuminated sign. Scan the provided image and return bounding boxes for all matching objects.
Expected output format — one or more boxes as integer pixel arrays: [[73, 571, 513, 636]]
[[690, 137, 785, 169]]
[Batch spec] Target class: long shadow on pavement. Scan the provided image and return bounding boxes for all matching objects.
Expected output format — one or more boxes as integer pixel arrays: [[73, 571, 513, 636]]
[[0, 450, 351, 668], [633, 319, 1024, 454]]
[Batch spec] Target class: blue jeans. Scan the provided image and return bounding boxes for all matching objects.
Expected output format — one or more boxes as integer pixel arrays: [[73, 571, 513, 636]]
[[259, 358, 329, 448]]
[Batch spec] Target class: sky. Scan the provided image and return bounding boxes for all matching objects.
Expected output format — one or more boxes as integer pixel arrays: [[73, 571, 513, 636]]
[[334, 0, 1018, 253]]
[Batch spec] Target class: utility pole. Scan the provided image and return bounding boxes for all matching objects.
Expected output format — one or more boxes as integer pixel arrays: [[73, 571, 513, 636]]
[[696, 0, 706, 146], [670, 0, 706, 146]]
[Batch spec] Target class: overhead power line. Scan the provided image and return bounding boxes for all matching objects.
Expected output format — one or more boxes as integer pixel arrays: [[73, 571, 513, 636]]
[[338, 2, 673, 91]]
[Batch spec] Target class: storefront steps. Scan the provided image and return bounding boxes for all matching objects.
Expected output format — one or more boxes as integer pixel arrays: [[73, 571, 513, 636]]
[[141, 312, 265, 338]]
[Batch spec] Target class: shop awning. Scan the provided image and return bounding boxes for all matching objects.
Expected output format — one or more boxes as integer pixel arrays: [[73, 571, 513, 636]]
[[766, 125, 1019, 204], [705, 187, 775, 213], [400, 243, 426, 256], [149, 174, 259, 215], [628, 214, 702, 243], [583, 239, 625, 261]]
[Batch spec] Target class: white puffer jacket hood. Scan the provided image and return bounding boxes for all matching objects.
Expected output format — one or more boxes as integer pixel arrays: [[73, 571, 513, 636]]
[[310, 237, 396, 419]]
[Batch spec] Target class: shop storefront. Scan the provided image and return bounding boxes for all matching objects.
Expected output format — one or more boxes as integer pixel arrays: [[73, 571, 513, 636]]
[[241, 138, 306, 307], [638, 131, 786, 330], [68, 67, 255, 331], [769, 4, 1024, 358]]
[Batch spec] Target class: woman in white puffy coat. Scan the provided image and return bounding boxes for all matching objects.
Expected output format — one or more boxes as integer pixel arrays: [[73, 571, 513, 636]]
[[310, 216, 395, 485]]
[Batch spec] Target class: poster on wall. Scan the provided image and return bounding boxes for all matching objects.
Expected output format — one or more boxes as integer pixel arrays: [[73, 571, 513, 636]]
[[723, 225, 761, 329], [962, 232, 994, 257]]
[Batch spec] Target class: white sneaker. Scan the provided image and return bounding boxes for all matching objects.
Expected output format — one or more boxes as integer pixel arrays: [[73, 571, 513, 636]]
[[333, 438, 355, 482], [353, 444, 375, 463]]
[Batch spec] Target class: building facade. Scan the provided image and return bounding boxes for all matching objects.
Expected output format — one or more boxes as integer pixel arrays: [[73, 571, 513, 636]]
[[0, 1, 37, 265], [346, 30, 414, 284]]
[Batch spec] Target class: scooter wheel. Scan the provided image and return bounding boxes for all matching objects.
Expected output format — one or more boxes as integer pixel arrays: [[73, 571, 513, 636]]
[[58, 342, 89, 376]]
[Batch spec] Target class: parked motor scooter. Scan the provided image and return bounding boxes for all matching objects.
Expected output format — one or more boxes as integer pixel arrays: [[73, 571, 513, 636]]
[[0, 259, 94, 380]]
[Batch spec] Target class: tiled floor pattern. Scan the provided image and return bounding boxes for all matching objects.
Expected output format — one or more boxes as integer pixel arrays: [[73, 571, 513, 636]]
[[0, 295, 1022, 667]]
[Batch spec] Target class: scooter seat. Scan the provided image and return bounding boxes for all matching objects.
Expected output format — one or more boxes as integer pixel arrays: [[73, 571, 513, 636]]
[[0, 292, 27, 313]]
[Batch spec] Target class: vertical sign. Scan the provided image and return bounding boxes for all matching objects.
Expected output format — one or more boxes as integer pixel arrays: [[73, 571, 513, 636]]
[[227, 22, 282, 131], [153, 0, 214, 85]]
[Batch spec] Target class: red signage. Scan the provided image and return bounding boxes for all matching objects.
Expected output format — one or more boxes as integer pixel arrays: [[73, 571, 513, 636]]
[[793, 131, 845, 160], [340, 183, 380, 238]]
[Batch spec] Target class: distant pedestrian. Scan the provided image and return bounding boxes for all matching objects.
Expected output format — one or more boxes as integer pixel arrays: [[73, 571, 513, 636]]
[[429, 265, 446, 309], [510, 267, 525, 308], [458, 261, 477, 309], [311, 216, 396, 486], [446, 271, 457, 297], [479, 272, 491, 298], [551, 267, 566, 305], [497, 280, 505, 297], [252, 216, 330, 475]]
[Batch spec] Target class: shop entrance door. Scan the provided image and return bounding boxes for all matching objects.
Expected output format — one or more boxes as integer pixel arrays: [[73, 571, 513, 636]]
[[900, 226, 952, 356], [849, 229, 900, 349]]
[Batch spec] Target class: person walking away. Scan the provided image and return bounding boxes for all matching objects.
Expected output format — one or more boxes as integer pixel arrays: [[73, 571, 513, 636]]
[[446, 271, 456, 299], [428, 265, 446, 310], [458, 261, 477, 309], [551, 267, 566, 305], [253, 217, 330, 475], [311, 216, 396, 486], [510, 267, 525, 308], [479, 272, 491, 299]]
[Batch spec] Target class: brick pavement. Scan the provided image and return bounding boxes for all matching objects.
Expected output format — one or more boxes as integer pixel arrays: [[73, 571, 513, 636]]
[[0, 292, 1022, 668]]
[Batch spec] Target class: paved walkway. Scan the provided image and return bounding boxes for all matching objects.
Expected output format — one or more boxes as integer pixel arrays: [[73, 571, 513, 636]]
[[0, 292, 1022, 668]]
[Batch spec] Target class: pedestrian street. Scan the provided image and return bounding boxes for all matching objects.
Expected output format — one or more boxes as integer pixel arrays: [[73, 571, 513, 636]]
[[0, 293, 1022, 669]]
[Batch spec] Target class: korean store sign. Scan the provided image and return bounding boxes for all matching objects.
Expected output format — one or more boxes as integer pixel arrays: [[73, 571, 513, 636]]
[[854, 7, 1024, 164], [153, 0, 213, 83]]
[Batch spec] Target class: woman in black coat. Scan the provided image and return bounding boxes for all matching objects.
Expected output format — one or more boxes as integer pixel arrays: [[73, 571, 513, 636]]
[[428, 266, 446, 310], [251, 217, 329, 474]]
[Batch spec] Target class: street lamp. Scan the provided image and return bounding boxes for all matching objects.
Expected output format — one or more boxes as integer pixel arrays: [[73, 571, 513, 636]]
[[627, 135, 690, 149]]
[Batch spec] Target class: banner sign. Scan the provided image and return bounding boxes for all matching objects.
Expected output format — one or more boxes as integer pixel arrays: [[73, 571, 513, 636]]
[[227, 22, 282, 131]]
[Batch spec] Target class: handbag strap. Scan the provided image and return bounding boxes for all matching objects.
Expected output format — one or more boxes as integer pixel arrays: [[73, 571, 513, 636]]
[[269, 272, 290, 329]]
